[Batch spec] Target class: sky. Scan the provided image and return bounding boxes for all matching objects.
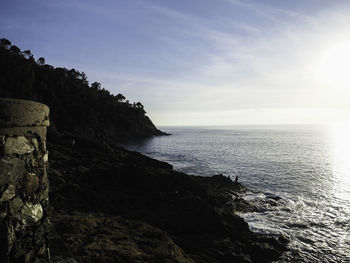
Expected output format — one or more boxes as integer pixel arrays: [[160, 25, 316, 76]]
[[1, 0, 350, 126]]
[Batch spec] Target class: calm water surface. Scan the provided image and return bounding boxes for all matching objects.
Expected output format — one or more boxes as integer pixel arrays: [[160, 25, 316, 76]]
[[123, 125, 350, 262]]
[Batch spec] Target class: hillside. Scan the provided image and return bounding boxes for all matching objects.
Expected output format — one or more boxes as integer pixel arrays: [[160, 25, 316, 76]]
[[0, 39, 287, 262], [0, 38, 164, 142]]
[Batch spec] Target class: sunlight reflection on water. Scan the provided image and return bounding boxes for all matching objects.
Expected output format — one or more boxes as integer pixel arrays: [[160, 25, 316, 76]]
[[330, 124, 350, 204], [122, 125, 350, 262]]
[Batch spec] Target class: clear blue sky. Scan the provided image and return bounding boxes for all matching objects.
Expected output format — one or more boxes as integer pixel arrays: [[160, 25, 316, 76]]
[[1, 0, 350, 125]]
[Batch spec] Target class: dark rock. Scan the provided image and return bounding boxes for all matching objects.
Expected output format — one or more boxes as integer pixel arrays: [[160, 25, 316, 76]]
[[21, 202, 43, 223], [9, 197, 23, 215], [23, 172, 39, 195], [4, 136, 34, 155], [50, 213, 194, 263], [47, 137, 288, 263], [0, 157, 25, 185], [1, 184, 16, 201]]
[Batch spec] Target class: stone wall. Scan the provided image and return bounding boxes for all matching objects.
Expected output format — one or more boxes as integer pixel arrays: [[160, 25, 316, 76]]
[[0, 98, 50, 263]]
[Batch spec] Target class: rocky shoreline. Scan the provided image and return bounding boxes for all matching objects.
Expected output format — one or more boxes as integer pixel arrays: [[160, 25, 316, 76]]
[[48, 135, 288, 263]]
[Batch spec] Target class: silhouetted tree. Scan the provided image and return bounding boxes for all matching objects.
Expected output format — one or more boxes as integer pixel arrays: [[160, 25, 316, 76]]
[[9, 45, 21, 55], [80, 71, 88, 84], [0, 38, 11, 49], [116, 93, 125, 102], [0, 39, 161, 141], [23, 50, 33, 59], [91, 82, 101, 90], [37, 57, 45, 66], [136, 102, 144, 109]]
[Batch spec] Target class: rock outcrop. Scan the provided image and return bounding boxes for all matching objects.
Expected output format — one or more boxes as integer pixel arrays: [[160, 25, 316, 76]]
[[0, 98, 50, 262], [48, 135, 288, 263]]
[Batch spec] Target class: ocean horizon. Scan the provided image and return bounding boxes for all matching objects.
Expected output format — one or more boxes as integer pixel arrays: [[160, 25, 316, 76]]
[[123, 124, 350, 262]]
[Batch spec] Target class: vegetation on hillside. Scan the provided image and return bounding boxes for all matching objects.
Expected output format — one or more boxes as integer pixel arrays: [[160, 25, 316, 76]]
[[0, 38, 163, 141]]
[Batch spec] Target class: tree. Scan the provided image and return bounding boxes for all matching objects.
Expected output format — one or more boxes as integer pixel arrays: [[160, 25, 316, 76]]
[[80, 72, 88, 84], [9, 45, 21, 55], [116, 93, 125, 102], [68, 69, 79, 79], [136, 102, 144, 109], [0, 38, 11, 49], [22, 50, 33, 59], [91, 82, 101, 90], [37, 57, 45, 66]]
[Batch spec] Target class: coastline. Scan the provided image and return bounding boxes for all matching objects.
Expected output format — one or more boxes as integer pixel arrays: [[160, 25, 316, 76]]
[[48, 135, 288, 262]]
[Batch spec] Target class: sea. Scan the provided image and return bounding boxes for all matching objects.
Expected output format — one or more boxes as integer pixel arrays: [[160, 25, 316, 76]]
[[122, 125, 350, 262]]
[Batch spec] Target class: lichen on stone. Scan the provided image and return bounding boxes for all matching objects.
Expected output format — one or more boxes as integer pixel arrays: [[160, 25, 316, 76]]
[[39, 187, 49, 202], [4, 136, 35, 155], [10, 197, 24, 215], [1, 184, 16, 201], [31, 138, 39, 152], [43, 153, 48, 163], [23, 172, 39, 194], [0, 157, 25, 185], [21, 202, 43, 223]]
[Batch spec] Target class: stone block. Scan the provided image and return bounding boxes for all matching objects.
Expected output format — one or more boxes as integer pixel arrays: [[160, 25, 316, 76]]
[[0, 184, 16, 201], [39, 188, 49, 202], [0, 157, 25, 185], [31, 138, 39, 152], [9, 197, 23, 215], [4, 136, 34, 155], [21, 202, 43, 223], [0, 98, 49, 128], [23, 172, 39, 195]]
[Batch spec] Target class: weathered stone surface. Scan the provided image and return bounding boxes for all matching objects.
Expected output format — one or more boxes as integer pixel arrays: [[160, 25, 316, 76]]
[[23, 172, 39, 194], [7, 224, 15, 253], [41, 168, 49, 188], [0, 98, 50, 262], [0, 127, 47, 141], [43, 153, 48, 163], [21, 202, 43, 223], [10, 197, 23, 215], [39, 188, 49, 202], [0, 184, 16, 201], [31, 138, 39, 151], [4, 136, 34, 155], [0, 98, 49, 128], [0, 157, 25, 185]]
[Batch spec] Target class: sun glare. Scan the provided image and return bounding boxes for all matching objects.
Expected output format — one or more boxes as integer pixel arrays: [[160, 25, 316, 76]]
[[317, 42, 350, 87], [329, 123, 350, 202]]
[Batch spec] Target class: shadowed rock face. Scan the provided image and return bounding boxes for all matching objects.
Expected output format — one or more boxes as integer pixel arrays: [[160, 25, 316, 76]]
[[0, 98, 50, 263], [48, 135, 288, 263]]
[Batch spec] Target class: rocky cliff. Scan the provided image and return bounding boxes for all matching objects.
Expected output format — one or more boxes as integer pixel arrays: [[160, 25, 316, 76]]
[[47, 135, 288, 263]]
